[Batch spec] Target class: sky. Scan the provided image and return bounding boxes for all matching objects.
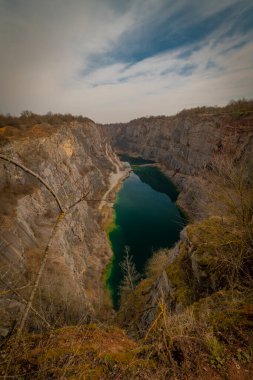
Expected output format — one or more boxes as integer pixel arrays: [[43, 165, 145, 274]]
[[0, 0, 253, 123]]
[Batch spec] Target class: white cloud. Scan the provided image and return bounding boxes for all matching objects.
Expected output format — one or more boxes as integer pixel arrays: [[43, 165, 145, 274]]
[[0, 0, 252, 122]]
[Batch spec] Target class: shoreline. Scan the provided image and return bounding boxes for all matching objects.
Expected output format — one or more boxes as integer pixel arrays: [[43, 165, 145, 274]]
[[99, 167, 130, 304], [113, 150, 202, 221], [99, 167, 130, 229], [103, 160, 189, 309]]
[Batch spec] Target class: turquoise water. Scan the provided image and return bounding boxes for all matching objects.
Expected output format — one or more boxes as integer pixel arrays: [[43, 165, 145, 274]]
[[107, 162, 186, 308], [118, 153, 156, 165]]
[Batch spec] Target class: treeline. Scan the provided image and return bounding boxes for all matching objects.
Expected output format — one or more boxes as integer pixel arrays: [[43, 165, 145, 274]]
[[105, 98, 253, 126], [177, 98, 253, 117], [0, 111, 92, 128]]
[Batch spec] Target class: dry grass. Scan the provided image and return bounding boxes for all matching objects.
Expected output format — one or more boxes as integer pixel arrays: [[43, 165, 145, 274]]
[[0, 324, 157, 379], [1, 291, 252, 379], [141, 290, 253, 379], [145, 249, 170, 278]]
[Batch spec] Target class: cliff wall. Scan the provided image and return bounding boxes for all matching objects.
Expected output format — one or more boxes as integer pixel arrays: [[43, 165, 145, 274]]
[[104, 107, 253, 218], [107, 105, 253, 340], [0, 120, 124, 336]]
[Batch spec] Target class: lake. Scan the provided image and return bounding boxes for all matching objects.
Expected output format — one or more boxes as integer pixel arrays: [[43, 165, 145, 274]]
[[106, 156, 186, 308]]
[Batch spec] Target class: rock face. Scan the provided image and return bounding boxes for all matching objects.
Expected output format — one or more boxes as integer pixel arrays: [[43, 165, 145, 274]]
[[0, 120, 124, 334], [1, 104, 252, 336], [104, 108, 253, 218], [104, 104, 253, 332]]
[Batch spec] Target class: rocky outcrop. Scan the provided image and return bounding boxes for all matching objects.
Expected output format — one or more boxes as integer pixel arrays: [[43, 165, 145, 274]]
[[0, 120, 126, 335], [127, 176, 253, 332], [104, 107, 253, 219]]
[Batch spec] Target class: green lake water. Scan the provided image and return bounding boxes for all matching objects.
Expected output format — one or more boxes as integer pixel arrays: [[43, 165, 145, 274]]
[[106, 157, 186, 309]]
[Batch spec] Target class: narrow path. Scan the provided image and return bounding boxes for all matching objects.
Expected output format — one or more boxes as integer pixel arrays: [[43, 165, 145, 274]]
[[98, 144, 129, 211]]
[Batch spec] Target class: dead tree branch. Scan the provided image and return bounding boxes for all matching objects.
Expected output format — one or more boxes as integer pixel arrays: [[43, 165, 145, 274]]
[[0, 153, 99, 378], [0, 278, 51, 329], [16, 212, 63, 337], [0, 154, 64, 212], [16, 191, 92, 336]]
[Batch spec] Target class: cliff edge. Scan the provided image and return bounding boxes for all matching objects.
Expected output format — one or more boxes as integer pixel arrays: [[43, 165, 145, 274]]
[[0, 117, 126, 335]]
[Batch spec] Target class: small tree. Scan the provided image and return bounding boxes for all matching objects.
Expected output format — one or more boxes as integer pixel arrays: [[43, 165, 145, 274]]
[[118, 247, 141, 329], [120, 247, 140, 295], [20, 110, 33, 118]]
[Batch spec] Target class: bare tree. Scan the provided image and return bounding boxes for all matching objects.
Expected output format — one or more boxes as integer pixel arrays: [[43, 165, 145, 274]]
[[120, 247, 140, 295]]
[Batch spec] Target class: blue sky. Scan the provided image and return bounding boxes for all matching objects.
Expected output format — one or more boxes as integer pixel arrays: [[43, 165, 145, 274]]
[[0, 0, 253, 122]]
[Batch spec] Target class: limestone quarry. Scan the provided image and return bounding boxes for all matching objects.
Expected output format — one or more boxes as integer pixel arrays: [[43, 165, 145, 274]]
[[0, 102, 253, 379]]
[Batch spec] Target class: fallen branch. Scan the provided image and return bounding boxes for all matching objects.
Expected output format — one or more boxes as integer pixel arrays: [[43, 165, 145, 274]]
[[0, 154, 64, 212]]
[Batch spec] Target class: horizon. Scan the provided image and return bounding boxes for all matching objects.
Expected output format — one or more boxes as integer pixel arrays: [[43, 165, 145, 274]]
[[2, 98, 253, 126], [0, 0, 253, 123]]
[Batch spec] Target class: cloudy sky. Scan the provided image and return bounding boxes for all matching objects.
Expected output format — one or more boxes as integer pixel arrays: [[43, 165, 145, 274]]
[[0, 0, 253, 122]]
